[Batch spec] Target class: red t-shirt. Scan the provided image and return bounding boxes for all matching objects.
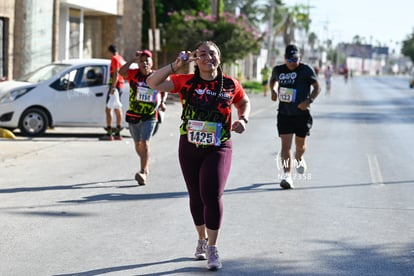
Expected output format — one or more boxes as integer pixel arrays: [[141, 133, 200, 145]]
[[170, 73, 246, 143], [110, 54, 126, 88]]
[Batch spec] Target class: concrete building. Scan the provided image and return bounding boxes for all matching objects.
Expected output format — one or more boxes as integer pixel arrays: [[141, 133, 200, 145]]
[[0, 0, 143, 80]]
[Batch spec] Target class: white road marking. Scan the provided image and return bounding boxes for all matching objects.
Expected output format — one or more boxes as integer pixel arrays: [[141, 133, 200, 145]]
[[367, 154, 384, 185]]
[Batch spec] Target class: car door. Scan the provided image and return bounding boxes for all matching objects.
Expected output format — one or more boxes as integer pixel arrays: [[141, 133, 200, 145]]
[[50, 65, 108, 125]]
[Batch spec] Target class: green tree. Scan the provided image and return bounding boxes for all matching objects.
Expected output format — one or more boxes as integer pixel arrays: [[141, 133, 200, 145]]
[[163, 10, 264, 64], [223, 0, 262, 27], [279, 4, 311, 46], [142, 0, 211, 49], [402, 31, 414, 63], [260, 0, 284, 47], [260, 0, 310, 64], [352, 35, 364, 45], [260, 1, 311, 46]]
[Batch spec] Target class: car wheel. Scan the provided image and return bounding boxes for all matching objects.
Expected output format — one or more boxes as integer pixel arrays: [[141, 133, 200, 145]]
[[19, 107, 49, 136]]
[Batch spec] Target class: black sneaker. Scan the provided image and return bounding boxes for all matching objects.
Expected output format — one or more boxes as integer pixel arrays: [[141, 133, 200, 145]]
[[280, 174, 294, 189], [135, 172, 146, 185]]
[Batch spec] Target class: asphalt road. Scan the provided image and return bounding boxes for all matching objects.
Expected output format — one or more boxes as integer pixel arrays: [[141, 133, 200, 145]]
[[1, 75, 413, 275]]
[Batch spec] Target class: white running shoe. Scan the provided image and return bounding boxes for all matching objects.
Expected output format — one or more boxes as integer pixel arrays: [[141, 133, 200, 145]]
[[194, 239, 207, 260], [280, 174, 294, 189], [295, 157, 307, 174], [207, 245, 222, 270]]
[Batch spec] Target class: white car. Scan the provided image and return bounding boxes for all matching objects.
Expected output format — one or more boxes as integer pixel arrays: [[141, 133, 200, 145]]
[[0, 59, 129, 136]]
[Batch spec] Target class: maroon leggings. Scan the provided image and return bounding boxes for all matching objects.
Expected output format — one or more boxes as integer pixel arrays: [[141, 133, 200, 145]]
[[178, 135, 232, 230]]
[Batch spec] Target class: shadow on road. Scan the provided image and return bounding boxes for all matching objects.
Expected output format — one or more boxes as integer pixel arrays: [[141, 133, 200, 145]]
[[53, 240, 414, 276], [53, 257, 198, 276], [8, 129, 131, 141], [0, 179, 134, 194], [2, 179, 413, 204]]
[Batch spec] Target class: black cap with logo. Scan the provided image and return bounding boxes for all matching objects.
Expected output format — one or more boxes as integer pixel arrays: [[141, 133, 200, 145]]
[[284, 44, 300, 59]]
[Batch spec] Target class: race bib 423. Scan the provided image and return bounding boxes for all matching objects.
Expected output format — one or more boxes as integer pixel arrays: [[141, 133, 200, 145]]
[[279, 87, 297, 103]]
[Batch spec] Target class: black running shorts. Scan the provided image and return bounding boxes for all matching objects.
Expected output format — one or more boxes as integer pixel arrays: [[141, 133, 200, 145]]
[[277, 112, 313, 137]]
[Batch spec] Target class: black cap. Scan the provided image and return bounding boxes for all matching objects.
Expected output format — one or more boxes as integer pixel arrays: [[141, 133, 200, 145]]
[[285, 44, 300, 59], [108, 45, 118, 54]]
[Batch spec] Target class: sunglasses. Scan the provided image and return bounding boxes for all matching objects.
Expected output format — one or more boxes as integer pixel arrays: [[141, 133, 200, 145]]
[[286, 58, 298, 63]]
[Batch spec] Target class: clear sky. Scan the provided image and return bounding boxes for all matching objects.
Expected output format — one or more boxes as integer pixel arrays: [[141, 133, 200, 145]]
[[285, 0, 414, 51]]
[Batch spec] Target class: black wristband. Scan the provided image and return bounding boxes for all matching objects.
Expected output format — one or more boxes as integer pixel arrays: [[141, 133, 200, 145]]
[[170, 63, 176, 74], [240, 116, 248, 124]]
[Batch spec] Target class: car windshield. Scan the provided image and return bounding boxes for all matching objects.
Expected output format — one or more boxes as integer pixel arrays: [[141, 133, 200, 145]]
[[18, 64, 71, 83]]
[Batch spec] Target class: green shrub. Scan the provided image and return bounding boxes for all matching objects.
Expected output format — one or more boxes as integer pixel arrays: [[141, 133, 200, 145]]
[[241, 80, 262, 94]]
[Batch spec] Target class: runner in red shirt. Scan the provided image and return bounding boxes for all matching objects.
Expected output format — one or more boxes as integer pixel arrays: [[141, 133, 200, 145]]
[[147, 41, 251, 271], [101, 45, 126, 140], [119, 49, 167, 185]]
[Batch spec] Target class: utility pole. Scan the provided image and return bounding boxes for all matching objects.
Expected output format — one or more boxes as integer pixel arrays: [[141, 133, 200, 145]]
[[211, 0, 220, 21], [52, 0, 60, 61], [267, 1, 275, 65], [149, 0, 158, 68]]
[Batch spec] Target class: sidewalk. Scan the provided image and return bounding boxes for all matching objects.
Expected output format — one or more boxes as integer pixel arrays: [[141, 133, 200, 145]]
[[0, 127, 126, 161]]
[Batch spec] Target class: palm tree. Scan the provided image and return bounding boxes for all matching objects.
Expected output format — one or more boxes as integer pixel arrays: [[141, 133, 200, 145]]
[[262, 1, 311, 46]]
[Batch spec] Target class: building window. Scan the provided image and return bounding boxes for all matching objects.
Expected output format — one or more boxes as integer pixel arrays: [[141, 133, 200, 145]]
[[69, 8, 81, 58], [0, 17, 8, 81], [84, 17, 102, 58]]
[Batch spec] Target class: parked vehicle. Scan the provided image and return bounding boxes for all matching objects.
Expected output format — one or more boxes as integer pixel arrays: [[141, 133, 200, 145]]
[[0, 59, 129, 136]]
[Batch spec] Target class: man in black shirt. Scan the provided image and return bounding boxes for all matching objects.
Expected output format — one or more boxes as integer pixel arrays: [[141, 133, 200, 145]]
[[269, 44, 321, 189]]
